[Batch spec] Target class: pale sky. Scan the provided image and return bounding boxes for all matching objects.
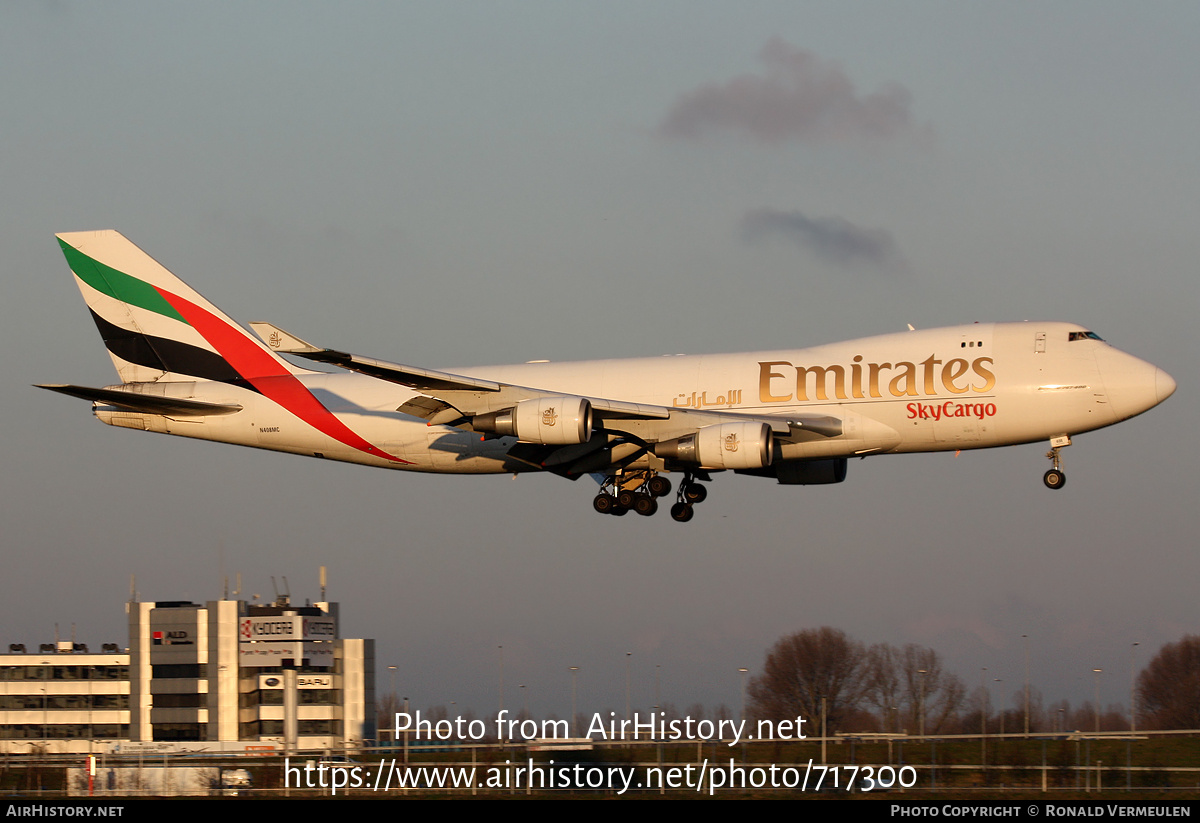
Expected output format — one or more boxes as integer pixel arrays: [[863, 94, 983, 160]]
[[3, 2, 1197, 723]]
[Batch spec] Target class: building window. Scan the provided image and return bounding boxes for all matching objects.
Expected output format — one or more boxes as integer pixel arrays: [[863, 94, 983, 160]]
[[152, 723, 203, 741], [151, 664, 207, 679], [152, 693, 203, 708]]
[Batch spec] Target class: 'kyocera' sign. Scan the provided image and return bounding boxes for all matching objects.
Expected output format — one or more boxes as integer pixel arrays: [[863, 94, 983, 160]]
[[241, 617, 336, 641]]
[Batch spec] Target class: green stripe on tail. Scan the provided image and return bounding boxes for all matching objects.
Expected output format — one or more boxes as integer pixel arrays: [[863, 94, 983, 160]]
[[58, 238, 186, 323]]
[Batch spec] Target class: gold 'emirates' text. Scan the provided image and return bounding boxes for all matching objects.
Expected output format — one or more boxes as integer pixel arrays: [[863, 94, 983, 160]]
[[758, 356, 996, 403]]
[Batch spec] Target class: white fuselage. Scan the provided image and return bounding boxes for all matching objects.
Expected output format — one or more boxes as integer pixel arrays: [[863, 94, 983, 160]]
[[94, 321, 1171, 476]]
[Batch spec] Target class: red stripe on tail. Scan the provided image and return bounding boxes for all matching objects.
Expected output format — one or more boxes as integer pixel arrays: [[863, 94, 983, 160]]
[[155, 288, 410, 464]]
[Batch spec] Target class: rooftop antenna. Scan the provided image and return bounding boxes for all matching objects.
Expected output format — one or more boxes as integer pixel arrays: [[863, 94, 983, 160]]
[[320, 566, 327, 601], [270, 576, 291, 608], [129, 574, 137, 603]]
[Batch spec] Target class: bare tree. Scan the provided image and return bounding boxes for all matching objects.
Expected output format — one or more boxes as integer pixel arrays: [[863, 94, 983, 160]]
[[747, 627, 867, 731], [1012, 686, 1046, 733], [1137, 635, 1200, 730], [864, 643, 965, 734], [375, 692, 402, 740], [864, 643, 903, 730], [902, 644, 966, 734]]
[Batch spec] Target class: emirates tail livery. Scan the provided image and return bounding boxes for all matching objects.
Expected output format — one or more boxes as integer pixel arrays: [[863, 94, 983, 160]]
[[41, 230, 1176, 522]]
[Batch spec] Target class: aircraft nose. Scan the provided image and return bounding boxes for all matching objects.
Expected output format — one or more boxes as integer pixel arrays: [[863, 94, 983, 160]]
[[1156, 367, 1177, 404], [1095, 346, 1174, 421]]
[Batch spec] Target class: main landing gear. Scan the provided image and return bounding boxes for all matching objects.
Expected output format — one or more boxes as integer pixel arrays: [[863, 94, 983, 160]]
[[1043, 435, 1070, 490], [669, 473, 708, 522], [592, 470, 710, 522]]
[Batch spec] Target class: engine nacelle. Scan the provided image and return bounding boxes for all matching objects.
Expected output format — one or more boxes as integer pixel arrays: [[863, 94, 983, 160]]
[[775, 458, 847, 485], [474, 396, 593, 445], [655, 422, 774, 470]]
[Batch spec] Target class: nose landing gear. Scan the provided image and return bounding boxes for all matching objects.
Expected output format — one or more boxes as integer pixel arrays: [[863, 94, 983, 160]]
[[1043, 434, 1071, 489]]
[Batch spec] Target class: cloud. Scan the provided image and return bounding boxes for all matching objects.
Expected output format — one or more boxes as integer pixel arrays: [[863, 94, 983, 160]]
[[660, 39, 920, 143], [741, 207, 906, 270]]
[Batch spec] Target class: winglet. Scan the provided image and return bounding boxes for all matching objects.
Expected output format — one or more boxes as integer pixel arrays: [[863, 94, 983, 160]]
[[249, 322, 322, 354]]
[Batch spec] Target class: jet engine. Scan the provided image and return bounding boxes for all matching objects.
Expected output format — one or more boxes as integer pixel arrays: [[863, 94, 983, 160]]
[[473, 396, 593, 445], [655, 421, 774, 470]]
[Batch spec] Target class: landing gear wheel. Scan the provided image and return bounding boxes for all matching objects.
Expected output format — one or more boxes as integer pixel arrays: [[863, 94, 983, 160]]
[[611, 505, 629, 516], [647, 476, 672, 498], [617, 489, 637, 509], [633, 495, 658, 516], [683, 483, 708, 504], [1043, 438, 1069, 490], [593, 494, 616, 514], [670, 502, 694, 522]]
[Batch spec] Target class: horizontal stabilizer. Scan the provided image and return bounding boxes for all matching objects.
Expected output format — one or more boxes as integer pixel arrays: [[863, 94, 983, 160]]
[[36, 384, 243, 417]]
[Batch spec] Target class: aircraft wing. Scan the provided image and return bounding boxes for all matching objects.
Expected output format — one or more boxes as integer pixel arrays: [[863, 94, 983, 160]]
[[250, 322, 675, 425], [249, 323, 841, 444], [249, 323, 503, 393]]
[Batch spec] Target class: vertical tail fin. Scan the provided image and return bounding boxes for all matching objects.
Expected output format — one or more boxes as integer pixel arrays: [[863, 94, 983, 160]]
[[57, 230, 310, 385]]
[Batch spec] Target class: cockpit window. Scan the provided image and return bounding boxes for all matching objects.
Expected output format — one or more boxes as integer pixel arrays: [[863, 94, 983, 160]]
[[1068, 331, 1104, 342]]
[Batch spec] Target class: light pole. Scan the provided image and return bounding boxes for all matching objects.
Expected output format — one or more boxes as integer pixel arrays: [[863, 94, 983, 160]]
[[993, 679, 1004, 738], [1093, 668, 1103, 733], [388, 665, 398, 744], [738, 668, 749, 764], [403, 696, 410, 764], [569, 666, 580, 737], [1022, 634, 1030, 736], [980, 667, 988, 768], [655, 664, 661, 715], [655, 664, 663, 771], [1129, 642, 1139, 792], [625, 652, 632, 724], [1130, 643, 1140, 734], [918, 669, 928, 737]]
